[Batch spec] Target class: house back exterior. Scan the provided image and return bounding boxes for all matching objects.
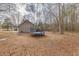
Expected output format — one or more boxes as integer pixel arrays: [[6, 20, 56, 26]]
[[18, 20, 33, 33]]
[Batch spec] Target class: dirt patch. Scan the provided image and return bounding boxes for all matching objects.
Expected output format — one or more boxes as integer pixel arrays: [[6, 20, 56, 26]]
[[0, 31, 79, 55]]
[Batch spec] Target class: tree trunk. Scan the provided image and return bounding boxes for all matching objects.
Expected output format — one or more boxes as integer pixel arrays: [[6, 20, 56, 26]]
[[58, 3, 64, 34]]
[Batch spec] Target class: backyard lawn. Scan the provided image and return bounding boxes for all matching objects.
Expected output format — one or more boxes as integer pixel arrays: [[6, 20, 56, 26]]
[[0, 31, 79, 55]]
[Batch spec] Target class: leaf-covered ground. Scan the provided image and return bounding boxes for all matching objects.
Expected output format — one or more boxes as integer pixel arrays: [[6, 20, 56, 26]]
[[0, 31, 79, 56]]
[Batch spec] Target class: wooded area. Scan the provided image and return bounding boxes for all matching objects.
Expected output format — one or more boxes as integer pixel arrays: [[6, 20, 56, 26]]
[[32, 3, 79, 34], [0, 3, 79, 56], [0, 3, 79, 34]]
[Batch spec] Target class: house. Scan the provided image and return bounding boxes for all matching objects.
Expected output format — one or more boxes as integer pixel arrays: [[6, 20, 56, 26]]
[[18, 19, 33, 33]]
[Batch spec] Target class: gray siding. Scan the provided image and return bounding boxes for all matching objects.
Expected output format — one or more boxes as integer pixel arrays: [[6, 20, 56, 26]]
[[19, 21, 32, 33]]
